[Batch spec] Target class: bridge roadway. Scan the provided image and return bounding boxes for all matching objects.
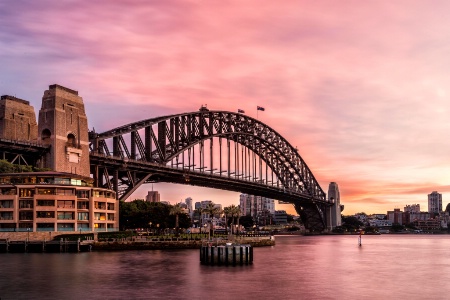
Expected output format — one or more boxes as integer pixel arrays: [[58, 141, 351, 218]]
[[90, 153, 321, 204]]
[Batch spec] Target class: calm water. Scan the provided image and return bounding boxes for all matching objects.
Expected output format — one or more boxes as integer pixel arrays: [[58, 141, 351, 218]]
[[2, 235, 450, 299]]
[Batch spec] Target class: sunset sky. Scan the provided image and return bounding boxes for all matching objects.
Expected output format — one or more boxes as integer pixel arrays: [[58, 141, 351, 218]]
[[1, 1, 450, 215]]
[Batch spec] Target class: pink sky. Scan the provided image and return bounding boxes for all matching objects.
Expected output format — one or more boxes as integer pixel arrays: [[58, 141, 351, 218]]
[[1, 1, 450, 215]]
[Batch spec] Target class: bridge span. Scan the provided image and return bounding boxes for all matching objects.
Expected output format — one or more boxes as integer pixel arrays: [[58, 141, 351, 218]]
[[89, 108, 336, 232]]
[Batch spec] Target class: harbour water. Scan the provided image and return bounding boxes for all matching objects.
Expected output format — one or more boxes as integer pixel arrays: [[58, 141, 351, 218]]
[[2, 235, 450, 299]]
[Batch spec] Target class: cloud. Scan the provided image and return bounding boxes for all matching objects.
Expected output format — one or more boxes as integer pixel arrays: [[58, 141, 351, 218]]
[[2, 0, 450, 215]]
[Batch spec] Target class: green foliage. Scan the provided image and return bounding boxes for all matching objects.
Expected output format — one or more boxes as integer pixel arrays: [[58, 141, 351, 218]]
[[286, 214, 294, 223], [239, 215, 254, 229], [0, 160, 51, 173], [119, 200, 192, 231], [364, 226, 378, 233], [341, 216, 363, 232], [391, 223, 404, 232]]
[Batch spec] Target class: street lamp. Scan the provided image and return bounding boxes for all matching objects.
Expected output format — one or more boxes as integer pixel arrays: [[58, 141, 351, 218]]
[[149, 222, 152, 235], [27, 227, 30, 241]]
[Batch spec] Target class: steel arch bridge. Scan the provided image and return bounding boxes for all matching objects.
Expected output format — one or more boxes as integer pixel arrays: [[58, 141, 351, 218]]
[[89, 107, 332, 232]]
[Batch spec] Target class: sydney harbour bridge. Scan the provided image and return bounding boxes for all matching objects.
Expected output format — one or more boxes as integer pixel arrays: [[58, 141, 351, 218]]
[[0, 86, 339, 232], [88, 106, 335, 232]]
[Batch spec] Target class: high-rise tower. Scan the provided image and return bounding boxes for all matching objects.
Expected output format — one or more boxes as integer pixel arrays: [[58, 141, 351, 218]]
[[37, 84, 90, 177], [428, 191, 442, 214]]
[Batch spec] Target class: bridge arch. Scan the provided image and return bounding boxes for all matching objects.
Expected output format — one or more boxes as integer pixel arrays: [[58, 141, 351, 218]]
[[89, 109, 330, 231]]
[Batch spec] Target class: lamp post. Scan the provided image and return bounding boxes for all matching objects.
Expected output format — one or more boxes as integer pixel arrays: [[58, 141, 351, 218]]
[[27, 227, 30, 241], [149, 222, 152, 235], [156, 223, 160, 236]]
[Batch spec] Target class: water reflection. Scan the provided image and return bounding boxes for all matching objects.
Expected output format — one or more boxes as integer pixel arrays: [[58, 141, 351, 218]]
[[2, 235, 450, 299]]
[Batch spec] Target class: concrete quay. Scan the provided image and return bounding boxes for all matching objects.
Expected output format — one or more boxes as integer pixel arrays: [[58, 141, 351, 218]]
[[92, 236, 275, 251]]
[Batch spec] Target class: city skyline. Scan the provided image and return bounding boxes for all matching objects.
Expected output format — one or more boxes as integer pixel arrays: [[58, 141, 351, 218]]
[[2, 1, 450, 214]]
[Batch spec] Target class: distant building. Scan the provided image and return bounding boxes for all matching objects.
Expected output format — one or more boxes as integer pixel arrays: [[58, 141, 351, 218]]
[[413, 218, 440, 231], [239, 194, 275, 218], [405, 212, 431, 224], [185, 197, 193, 217], [274, 210, 288, 225], [368, 219, 392, 227], [404, 204, 420, 213], [428, 191, 442, 214], [145, 191, 160, 203], [387, 208, 403, 225]]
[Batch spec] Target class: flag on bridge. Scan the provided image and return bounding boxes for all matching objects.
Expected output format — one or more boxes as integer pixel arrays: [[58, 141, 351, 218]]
[[238, 109, 245, 113], [257, 106, 265, 111]]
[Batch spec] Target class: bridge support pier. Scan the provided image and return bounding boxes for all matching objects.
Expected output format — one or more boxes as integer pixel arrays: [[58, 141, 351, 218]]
[[294, 202, 327, 233]]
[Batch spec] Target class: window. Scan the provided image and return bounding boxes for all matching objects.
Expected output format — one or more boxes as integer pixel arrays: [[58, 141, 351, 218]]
[[56, 188, 74, 196], [67, 133, 76, 147], [78, 212, 89, 221], [57, 212, 74, 220], [19, 211, 33, 220], [77, 201, 89, 209], [0, 200, 13, 208], [57, 200, 74, 209], [76, 190, 89, 198], [94, 202, 106, 210], [0, 212, 13, 220], [37, 211, 55, 218], [19, 200, 33, 209], [41, 129, 51, 144], [37, 188, 55, 195], [0, 188, 16, 195], [94, 213, 106, 220], [37, 200, 55, 206], [19, 188, 35, 198]]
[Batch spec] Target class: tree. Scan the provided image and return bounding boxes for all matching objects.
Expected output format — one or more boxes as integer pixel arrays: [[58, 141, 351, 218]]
[[239, 215, 254, 230], [223, 206, 233, 234], [169, 203, 185, 236], [229, 205, 241, 235], [341, 216, 363, 232], [202, 202, 221, 237], [391, 223, 404, 232], [0, 159, 39, 173]]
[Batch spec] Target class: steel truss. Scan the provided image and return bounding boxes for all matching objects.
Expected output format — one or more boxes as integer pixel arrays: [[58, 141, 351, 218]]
[[89, 109, 331, 231]]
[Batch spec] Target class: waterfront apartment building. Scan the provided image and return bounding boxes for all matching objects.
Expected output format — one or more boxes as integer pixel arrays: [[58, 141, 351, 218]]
[[428, 191, 442, 214], [239, 194, 275, 219], [0, 172, 118, 232]]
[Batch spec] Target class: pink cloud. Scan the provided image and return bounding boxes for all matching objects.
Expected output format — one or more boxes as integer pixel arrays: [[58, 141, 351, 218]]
[[2, 1, 450, 215]]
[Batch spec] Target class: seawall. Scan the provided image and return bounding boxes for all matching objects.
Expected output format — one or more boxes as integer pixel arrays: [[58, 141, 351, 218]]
[[92, 236, 275, 251]]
